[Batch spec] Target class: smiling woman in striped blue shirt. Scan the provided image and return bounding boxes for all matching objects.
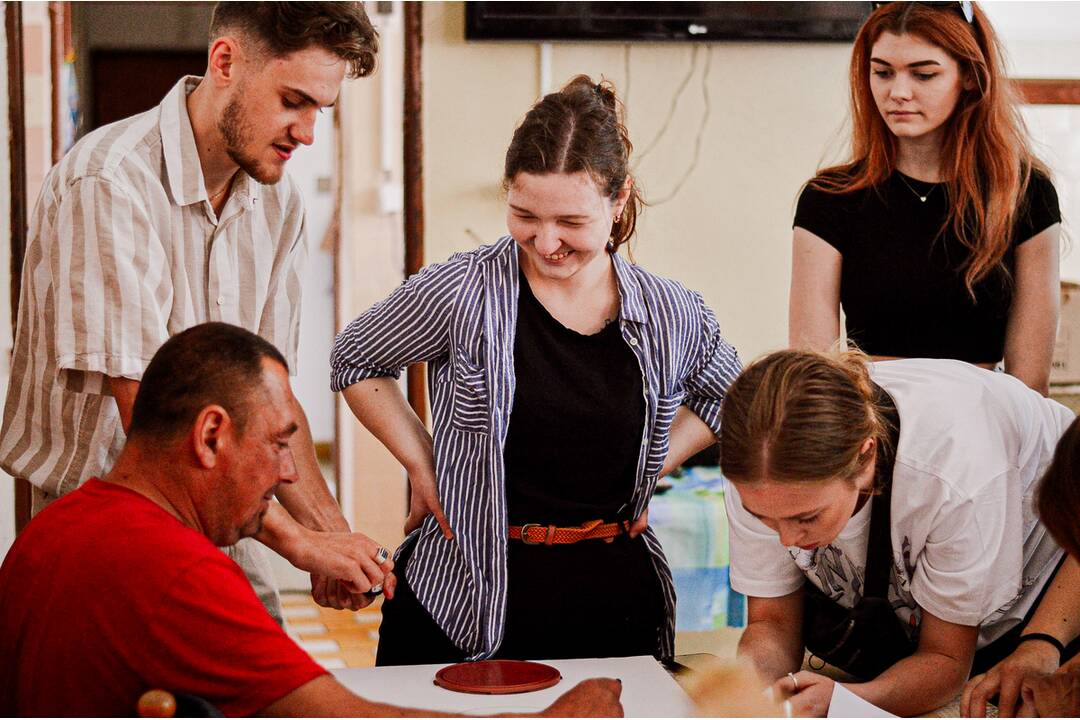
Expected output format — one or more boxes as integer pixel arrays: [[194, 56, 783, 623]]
[[331, 75, 741, 664]]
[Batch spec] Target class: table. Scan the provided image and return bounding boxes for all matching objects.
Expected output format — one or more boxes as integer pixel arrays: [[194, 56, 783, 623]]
[[333, 655, 697, 717], [672, 653, 988, 717]]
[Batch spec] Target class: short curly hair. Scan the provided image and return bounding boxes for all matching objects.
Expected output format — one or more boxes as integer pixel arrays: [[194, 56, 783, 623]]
[[210, 2, 378, 79]]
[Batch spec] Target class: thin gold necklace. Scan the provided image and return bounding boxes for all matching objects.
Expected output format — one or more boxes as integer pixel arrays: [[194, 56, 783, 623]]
[[897, 172, 936, 203]]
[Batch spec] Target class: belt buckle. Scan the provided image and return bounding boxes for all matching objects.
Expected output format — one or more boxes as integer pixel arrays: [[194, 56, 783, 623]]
[[519, 523, 542, 545]]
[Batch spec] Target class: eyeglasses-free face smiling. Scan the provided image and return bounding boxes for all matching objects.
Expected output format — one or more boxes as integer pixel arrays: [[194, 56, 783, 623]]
[[506, 171, 627, 283], [869, 31, 972, 145]]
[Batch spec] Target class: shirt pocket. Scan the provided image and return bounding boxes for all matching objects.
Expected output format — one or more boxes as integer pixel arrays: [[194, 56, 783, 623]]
[[448, 350, 490, 434], [643, 390, 685, 477]]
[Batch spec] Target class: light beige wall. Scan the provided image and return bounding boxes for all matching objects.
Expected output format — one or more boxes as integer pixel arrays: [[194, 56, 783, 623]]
[[338, 9, 409, 549], [982, 2, 1080, 79], [422, 2, 851, 361]]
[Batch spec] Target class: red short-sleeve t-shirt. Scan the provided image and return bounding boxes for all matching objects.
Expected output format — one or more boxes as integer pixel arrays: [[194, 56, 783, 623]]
[[0, 479, 326, 717]]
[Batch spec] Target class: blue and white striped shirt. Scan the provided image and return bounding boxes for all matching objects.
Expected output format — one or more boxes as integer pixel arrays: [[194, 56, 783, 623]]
[[331, 236, 741, 659]]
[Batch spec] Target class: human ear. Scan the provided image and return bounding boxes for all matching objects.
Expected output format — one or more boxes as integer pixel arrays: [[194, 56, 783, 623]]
[[207, 37, 239, 85], [192, 405, 230, 469], [855, 437, 878, 493], [612, 176, 633, 219], [961, 68, 978, 92]]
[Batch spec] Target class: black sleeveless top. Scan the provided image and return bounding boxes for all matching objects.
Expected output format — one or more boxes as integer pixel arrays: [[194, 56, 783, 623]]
[[794, 171, 1060, 364]]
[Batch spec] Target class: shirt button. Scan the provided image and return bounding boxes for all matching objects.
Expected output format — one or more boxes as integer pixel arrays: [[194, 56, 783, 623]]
[[629, 337, 639, 346], [216, 296, 225, 306]]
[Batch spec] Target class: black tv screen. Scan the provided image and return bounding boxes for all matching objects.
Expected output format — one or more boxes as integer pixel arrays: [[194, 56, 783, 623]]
[[466, 2, 873, 43]]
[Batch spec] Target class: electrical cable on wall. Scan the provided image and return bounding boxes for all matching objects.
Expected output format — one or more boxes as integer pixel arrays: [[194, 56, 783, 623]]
[[633, 45, 698, 170], [650, 46, 713, 207]]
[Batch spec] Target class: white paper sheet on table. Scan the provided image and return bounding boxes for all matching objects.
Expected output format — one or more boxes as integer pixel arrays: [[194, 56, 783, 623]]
[[333, 655, 697, 717], [828, 682, 897, 718]]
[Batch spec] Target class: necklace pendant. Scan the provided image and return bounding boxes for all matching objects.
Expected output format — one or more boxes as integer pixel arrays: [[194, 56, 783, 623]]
[[919, 196, 927, 202]]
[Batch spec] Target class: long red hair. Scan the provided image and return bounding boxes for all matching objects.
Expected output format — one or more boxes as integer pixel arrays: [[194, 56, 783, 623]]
[[812, 2, 1047, 295]]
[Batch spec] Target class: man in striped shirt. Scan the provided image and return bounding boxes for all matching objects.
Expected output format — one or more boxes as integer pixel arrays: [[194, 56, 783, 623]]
[[0, 3, 382, 619]]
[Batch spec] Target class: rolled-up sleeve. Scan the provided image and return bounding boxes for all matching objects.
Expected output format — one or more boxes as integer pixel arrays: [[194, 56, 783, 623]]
[[331, 257, 471, 392], [683, 293, 741, 435], [52, 176, 171, 396]]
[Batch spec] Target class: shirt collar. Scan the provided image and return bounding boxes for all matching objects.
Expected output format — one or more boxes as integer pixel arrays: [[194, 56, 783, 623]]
[[503, 238, 649, 325], [159, 75, 261, 210], [612, 249, 648, 324]]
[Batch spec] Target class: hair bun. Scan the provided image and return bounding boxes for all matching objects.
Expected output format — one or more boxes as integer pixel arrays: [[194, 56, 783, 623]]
[[559, 75, 619, 113], [833, 346, 877, 404], [504, 73, 642, 253], [593, 80, 618, 110]]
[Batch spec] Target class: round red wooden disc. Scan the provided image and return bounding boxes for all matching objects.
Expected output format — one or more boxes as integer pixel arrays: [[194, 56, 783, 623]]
[[434, 659, 562, 695]]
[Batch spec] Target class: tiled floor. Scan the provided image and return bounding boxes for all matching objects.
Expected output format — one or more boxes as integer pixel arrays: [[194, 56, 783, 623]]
[[281, 592, 383, 669]]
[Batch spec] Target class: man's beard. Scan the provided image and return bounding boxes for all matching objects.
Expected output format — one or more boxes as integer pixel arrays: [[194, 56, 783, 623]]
[[217, 93, 282, 185]]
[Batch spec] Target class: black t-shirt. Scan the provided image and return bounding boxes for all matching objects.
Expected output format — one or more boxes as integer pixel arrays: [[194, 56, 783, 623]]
[[794, 170, 1060, 363], [503, 270, 645, 525], [499, 272, 663, 660]]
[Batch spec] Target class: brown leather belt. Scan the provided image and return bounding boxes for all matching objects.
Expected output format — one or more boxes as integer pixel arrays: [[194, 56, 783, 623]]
[[508, 519, 630, 546]]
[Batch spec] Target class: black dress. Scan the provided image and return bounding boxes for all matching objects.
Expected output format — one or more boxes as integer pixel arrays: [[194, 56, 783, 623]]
[[376, 270, 665, 665]]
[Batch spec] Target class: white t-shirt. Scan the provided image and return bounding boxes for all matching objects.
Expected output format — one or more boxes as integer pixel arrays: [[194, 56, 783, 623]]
[[726, 359, 1073, 648]]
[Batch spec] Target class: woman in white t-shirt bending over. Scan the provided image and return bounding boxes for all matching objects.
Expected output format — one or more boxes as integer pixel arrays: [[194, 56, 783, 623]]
[[719, 350, 1076, 717]]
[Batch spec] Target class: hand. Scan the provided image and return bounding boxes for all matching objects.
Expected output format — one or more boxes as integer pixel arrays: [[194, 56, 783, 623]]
[[773, 671, 834, 718], [310, 573, 398, 611], [628, 509, 648, 539], [539, 678, 623, 717], [406, 470, 453, 540], [1019, 667, 1080, 717], [288, 528, 396, 610], [962, 640, 1060, 717], [312, 575, 368, 611]]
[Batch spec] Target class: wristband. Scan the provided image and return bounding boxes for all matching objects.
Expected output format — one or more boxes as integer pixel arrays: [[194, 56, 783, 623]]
[[1017, 633, 1065, 662]]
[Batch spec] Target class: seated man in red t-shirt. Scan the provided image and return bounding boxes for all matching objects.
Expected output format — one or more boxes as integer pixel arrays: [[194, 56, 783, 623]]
[[0, 322, 622, 717]]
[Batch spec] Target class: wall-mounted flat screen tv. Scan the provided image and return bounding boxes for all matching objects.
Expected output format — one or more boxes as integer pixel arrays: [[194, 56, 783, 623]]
[[465, 2, 873, 43]]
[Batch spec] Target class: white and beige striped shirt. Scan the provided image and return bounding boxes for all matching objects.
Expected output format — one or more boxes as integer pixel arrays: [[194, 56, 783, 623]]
[[1, 76, 308, 497]]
